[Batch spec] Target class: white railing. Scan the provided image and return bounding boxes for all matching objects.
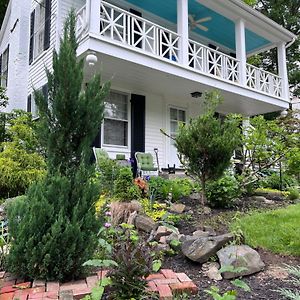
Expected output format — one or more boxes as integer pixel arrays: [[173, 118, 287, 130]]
[[76, 1, 284, 99], [76, 5, 87, 39], [246, 64, 282, 98], [99, 1, 180, 62], [188, 40, 240, 84]]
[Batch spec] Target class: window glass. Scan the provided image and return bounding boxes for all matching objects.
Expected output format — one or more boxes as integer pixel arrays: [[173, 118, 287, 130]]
[[1, 47, 9, 88], [34, 0, 46, 58], [103, 92, 128, 146]]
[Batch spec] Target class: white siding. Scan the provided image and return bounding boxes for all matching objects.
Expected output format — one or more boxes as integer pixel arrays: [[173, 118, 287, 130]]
[[28, 0, 58, 94], [0, 0, 31, 112]]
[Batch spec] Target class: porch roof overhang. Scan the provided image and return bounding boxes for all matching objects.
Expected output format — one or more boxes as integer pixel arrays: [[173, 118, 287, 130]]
[[79, 36, 289, 117], [120, 0, 297, 56]]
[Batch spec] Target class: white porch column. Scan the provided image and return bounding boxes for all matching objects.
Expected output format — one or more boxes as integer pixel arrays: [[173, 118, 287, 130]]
[[177, 0, 189, 66], [277, 42, 289, 100], [235, 19, 247, 86], [89, 0, 101, 34]]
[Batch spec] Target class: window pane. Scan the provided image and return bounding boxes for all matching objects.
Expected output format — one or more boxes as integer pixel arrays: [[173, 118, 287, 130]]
[[103, 119, 128, 146], [178, 110, 186, 122], [104, 92, 128, 120], [170, 121, 178, 134], [170, 108, 177, 121]]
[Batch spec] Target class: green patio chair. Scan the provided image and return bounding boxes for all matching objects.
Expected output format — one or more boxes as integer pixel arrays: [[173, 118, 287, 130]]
[[135, 152, 159, 177]]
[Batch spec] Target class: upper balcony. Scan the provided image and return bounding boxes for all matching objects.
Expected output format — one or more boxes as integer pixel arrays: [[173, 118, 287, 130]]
[[75, 0, 296, 114]]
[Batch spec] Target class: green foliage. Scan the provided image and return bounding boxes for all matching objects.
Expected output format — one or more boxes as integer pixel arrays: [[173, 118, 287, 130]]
[[205, 286, 237, 300], [96, 156, 121, 195], [287, 148, 300, 177], [260, 173, 298, 191], [231, 279, 251, 292], [140, 198, 167, 221], [108, 227, 154, 300], [206, 174, 241, 208], [287, 188, 300, 201], [0, 111, 46, 198], [276, 265, 300, 300], [7, 11, 110, 281], [231, 204, 300, 256], [152, 259, 162, 272], [174, 91, 240, 203], [114, 167, 141, 201], [82, 277, 112, 300]]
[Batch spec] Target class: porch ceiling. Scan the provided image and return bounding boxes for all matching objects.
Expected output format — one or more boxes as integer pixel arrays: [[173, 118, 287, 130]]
[[82, 52, 288, 116], [123, 0, 270, 54]]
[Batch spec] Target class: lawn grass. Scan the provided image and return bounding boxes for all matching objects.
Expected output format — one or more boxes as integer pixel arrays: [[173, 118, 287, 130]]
[[231, 203, 300, 256]]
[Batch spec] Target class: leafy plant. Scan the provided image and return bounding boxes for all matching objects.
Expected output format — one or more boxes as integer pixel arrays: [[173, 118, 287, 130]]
[[114, 167, 141, 201], [205, 286, 237, 300], [0, 111, 46, 198], [287, 188, 299, 200], [140, 198, 167, 221], [206, 174, 241, 208], [108, 226, 155, 300], [169, 91, 240, 204], [276, 264, 300, 300], [82, 277, 112, 300], [260, 173, 297, 191]]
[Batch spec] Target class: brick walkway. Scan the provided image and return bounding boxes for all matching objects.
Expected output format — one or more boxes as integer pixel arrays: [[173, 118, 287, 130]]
[[0, 269, 198, 300]]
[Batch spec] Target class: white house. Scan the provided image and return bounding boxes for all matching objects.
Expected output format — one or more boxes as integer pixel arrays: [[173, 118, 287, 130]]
[[0, 0, 297, 170]]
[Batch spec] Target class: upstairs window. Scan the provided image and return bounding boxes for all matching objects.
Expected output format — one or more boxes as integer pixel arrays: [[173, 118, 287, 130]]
[[0, 46, 9, 88], [29, 0, 51, 64], [103, 92, 129, 147]]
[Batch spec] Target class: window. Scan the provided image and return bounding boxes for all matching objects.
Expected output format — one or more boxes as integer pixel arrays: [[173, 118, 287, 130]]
[[170, 107, 186, 140], [28, 84, 48, 117], [29, 0, 51, 63], [0, 47, 9, 88], [35, 1, 46, 58], [103, 92, 128, 147]]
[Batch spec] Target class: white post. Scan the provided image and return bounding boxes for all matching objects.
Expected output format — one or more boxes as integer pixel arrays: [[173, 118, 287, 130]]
[[177, 0, 189, 66], [277, 42, 289, 100], [89, 0, 101, 34], [235, 18, 247, 86]]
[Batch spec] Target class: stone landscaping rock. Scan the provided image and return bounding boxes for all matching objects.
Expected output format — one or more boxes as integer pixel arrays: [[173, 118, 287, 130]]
[[166, 232, 183, 244], [202, 262, 222, 281], [252, 196, 268, 202], [169, 203, 186, 214], [190, 193, 201, 200], [203, 226, 216, 236], [217, 245, 265, 279], [182, 233, 234, 263], [192, 230, 210, 238], [203, 206, 212, 215], [134, 215, 157, 233], [152, 225, 179, 241]]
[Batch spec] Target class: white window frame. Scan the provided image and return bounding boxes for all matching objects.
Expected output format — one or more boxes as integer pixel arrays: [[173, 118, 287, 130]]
[[34, 0, 46, 59], [1, 47, 9, 88], [102, 91, 130, 149]]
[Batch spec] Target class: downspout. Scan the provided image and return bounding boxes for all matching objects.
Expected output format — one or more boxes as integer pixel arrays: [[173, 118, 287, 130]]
[[286, 37, 297, 49]]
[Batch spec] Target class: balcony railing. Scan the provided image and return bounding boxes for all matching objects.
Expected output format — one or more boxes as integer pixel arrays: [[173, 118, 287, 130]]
[[76, 1, 284, 99]]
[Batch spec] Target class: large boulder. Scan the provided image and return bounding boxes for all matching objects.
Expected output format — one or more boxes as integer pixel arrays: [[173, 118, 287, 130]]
[[182, 233, 234, 263], [134, 215, 157, 233], [217, 245, 265, 279]]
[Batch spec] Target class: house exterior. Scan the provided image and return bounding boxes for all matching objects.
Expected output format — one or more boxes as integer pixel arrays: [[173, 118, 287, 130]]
[[0, 0, 297, 170]]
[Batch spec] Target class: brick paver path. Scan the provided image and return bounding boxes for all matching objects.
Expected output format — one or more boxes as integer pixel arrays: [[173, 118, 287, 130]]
[[0, 269, 198, 300]]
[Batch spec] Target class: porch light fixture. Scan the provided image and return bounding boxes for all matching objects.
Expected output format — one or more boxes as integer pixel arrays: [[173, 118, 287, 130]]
[[280, 110, 288, 118], [86, 51, 98, 66], [190, 91, 202, 98]]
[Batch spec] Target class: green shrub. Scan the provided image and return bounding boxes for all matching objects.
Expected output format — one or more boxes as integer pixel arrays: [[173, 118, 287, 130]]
[[7, 168, 99, 280], [288, 188, 300, 200], [206, 174, 241, 208], [0, 111, 46, 198], [96, 156, 121, 195], [114, 167, 141, 201], [7, 12, 110, 281], [260, 173, 297, 191]]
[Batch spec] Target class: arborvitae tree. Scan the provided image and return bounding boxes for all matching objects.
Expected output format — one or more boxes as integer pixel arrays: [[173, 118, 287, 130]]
[[7, 11, 110, 281], [174, 91, 241, 205]]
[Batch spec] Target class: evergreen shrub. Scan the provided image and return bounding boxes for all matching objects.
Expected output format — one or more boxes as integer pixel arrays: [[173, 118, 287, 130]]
[[7, 11, 110, 280]]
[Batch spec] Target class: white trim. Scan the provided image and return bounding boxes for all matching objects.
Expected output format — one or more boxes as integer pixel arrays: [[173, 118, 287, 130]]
[[235, 18, 246, 86]]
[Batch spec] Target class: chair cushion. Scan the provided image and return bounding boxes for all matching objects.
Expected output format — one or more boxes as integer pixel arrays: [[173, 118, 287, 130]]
[[136, 153, 156, 170]]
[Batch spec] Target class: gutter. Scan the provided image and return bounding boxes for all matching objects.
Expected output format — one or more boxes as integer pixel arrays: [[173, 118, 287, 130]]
[[286, 37, 297, 49]]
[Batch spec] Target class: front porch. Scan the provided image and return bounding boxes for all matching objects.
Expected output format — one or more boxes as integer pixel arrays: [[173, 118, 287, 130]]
[[75, 0, 295, 103]]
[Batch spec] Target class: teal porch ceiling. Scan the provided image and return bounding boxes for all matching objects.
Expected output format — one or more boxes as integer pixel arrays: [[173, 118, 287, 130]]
[[124, 0, 271, 53]]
